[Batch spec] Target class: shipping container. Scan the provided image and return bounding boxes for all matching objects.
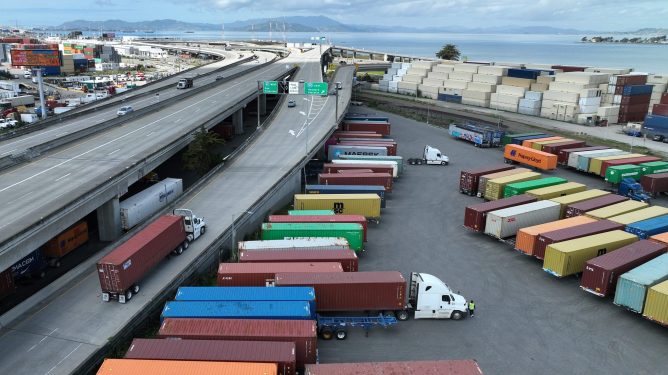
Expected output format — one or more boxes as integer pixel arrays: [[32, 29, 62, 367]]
[[459, 165, 515, 196], [42, 221, 88, 260], [588, 154, 643, 175], [341, 121, 391, 136], [288, 210, 335, 216], [504, 144, 558, 170], [119, 178, 183, 230], [337, 169, 375, 174], [532, 139, 570, 151], [550, 189, 611, 218], [580, 240, 666, 297], [464, 195, 537, 232], [304, 360, 484, 375], [585, 200, 648, 220], [175, 286, 316, 312], [600, 156, 661, 177], [275, 271, 405, 312], [522, 136, 562, 149], [330, 159, 399, 177], [625, 214, 668, 239], [337, 155, 404, 175], [639, 161, 668, 175], [650, 232, 668, 245], [484, 200, 561, 239], [125, 339, 295, 375], [541, 140, 586, 156], [558, 146, 609, 165], [337, 141, 397, 156], [96, 359, 277, 375], [0, 269, 15, 299], [239, 238, 350, 252], [240, 249, 359, 272], [503, 177, 567, 198], [614, 254, 668, 313], [160, 300, 314, 321], [327, 145, 387, 161], [217, 262, 344, 286], [606, 164, 642, 183], [543, 230, 638, 277], [641, 173, 668, 196], [484, 172, 541, 201], [535, 220, 625, 260], [261, 223, 364, 253], [293, 194, 381, 221], [269, 215, 368, 242], [608, 206, 668, 225], [515, 216, 597, 256], [577, 150, 626, 172], [477, 168, 531, 198], [157, 318, 317, 366], [568, 149, 615, 169], [525, 182, 587, 200], [643, 280, 668, 326], [305, 185, 386, 208], [318, 173, 393, 192], [333, 131, 384, 140], [565, 194, 629, 218], [501, 132, 546, 146]]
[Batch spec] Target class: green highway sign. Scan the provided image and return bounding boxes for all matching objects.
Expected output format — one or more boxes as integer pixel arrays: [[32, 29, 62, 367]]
[[263, 81, 278, 94], [304, 82, 328, 96]]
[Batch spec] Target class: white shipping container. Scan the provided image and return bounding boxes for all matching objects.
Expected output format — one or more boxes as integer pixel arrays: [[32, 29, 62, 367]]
[[613, 95, 622, 105], [331, 159, 399, 178], [525, 91, 543, 100], [402, 75, 423, 83], [651, 83, 667, 93], [518, 107, 541, 116], [597, 106, 620, 117], [648, 75, 668, 84], [391, 63, 402, 69], [448, 71, 474, 82], [392, 76, 403, 82], [461, 98, 490, 107], [442, 80, 469, 90], [530, 83, 549, 92], [422, 78, 444, 87], [418, 84, 440, 94], [491, 93, 521, 105], [388, 81, 399, 88], [579, 96, 602, 107], [579, 104, 600, 114], [462, 90, 491, 100], [543, 90, 580, 103], [388, 86, 398, 93], [501, 77, 533, 88], [519, 98, 541, 109], [568, 149, 620, 169], [427, 72, 449, 80], [536, 76, 555, 84], [555, 72, 610, 85], [239, 238, 351, 251], [477, 66, 508, 76], [120, 178, 183, 230], [495, 62, 524, 68], [406, 68, 429, 77], [466, 82, 496, 93], [432, 65, 455, 73], [491, 102, 519, 113], [485, 201, 561, 239], [496, 85, 526, 96], [576, 113, 599, 124], [397, 69, 408, 76], [398, 81, 418, 90], [20, 113, 39, 123], [473, 74, 502, 84], [579, 89, 602, 98], [401, 63, 411, 70], [549, 81, 595, 93], [412, 61, 438, 69], [454, 63, 480, 73]]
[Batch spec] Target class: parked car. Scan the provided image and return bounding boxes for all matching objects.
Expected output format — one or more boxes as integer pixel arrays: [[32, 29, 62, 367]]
[[287, 100, 296, 108], [653, 134, 665, 142], [117, 106, 134, 116], [215, 75, 224, 81]]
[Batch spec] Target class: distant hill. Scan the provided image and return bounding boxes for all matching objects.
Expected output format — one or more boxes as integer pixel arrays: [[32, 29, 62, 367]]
[[54, 19, 220, 31]]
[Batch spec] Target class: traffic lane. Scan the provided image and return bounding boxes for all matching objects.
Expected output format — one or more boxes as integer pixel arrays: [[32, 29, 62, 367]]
[[316, 106, 668, 375]]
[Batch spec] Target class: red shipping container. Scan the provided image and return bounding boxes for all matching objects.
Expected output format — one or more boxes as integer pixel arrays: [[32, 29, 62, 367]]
[[338, 169, 374, 174], [464, 194, 537, 232], [268, 215, 368, 242], [216, 262, 343, 286], [323, 163, 394, 177], [239, 249, 359, 272], [564, 194, 628, 218], [318, 173, 393, 192], [459, 165, 515, 196], [342, 122, 391, 136], [304, 360, 484, 375], [558, 146, 609, 165], [618, 113, 647, 123], [580, 240, 667, 297], [157, 318, 317, 367], [125, 338, 297, 375], [541, 140, 586, 155], [534, 220, 625, 260], [0, 268, 15, 299], [337, 141, 396, 156], [333, 131, 383, 140], [551, 65, 587, 72], [97, 215, 186, 297], [620, 95, 651, 106], [662, 93, 668, 105], [274, 271, 405, 312], [641, 173, 668, 196], [652, 104, 668, 116], [615, 74, 648, 86], [600, 156, 661, 177]]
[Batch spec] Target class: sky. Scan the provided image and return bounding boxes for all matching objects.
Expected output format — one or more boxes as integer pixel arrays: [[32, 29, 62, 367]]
[[2, 0, 667, 31]]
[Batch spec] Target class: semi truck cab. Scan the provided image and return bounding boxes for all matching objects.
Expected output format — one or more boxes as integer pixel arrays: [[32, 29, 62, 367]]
[[173, 208, 206, 241], [176, 78, 193, 89], [423, 146, 449, 165], [407, 272, 468, 320]]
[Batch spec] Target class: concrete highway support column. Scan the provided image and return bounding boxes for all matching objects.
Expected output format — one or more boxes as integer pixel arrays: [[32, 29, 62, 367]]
[[259, 94, 267, 116], [233, 108, 244, 135], [97, 197, 122, 242]]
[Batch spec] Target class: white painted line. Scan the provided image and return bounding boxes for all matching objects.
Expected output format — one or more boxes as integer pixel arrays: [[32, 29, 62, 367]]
[[55, 173, 71, 182], [56, 132, 69, 136], [44, 343, 82, 375], [108, 148, 121, 155], [0, 148, 16, 156]]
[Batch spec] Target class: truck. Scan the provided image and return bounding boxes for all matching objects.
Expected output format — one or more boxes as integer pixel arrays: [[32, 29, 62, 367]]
[[448, 122, 504, 148], [504, 144, 557, 170], [120, 178, 183, 230], [407, 145, 449, 165], [97, 209, 205, 303], [176, 77, 194, 89]]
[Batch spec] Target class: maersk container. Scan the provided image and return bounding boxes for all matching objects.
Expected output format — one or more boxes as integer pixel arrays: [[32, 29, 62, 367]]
[[330, 159, 398, 177], [239, 249, 359, 272], [318, 172, 393, 192], [643, 280, 668, 326], [464, 194, 537, 232], [288, 210, 335, 216], [238, 238, 350, 252], [97, 359, 277, 375], [580, 240, 666, 297], [550, 189, 610, 218], [305, 185, 386, 208], [543, 230, 638, 277], [515, 216, 597, 256], [337, 155, 404, 175], [606, 164, 642, 183], [588, 154, 643, 175], [304, 360, 484, 375], [261, 223, 364, 252], [484, 200, 561, 239], [484, 171, 541, 201], [175, 286, 316, 312], [125, 339, 296, 375], [568, 149, 615, 169], [268, 215, 368, 242], [614, 254, 668, 313], [639, 161, 668, 175], [565, 194, 629, 218], [327, 145, 387, 161], [641, 173, 668, 196], [293, 194, 381, 221], [558, 146, 608, 165], [476, 168, 531, 197], [337, 141, 396, 156], [625, 214, 668, 239], [119, 178, 183, 230], [503, 177, 567, 198], [217, 262, 344, 287], [534, 220, 625, 260], [600, 156, 661, 177], [577, 150, 626, 172], [585, 200, 648, 220], [608, 206, 668, 225], [459, 165, 515, 195], [160, 301, 314, 322]]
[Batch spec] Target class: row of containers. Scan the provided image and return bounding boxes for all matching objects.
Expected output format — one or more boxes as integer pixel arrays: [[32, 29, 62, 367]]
[[459, 164, 668, 327]]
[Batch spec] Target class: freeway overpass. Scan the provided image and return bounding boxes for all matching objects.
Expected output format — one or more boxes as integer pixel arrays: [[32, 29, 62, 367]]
[[0, 47, 353, 374]]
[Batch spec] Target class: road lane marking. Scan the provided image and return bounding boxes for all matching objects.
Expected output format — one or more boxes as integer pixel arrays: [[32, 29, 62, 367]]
[[0, 148, 16, 156], [107, 148, 121, 155], [45, 343, 82, 375], [55, 173, 71, 182]]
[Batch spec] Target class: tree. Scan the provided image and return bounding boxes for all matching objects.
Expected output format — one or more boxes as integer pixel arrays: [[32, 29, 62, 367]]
[[581, 36, 588, 42], [435, 44, 461, 61], [182, 126, 225, 175]]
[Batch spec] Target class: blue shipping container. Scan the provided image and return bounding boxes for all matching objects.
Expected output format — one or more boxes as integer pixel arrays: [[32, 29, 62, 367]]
[[305, 184, 386, 208], [613, 254, 668, 313], [160, 300, 314, 322], [643, 114, 668, 132], [510, 134, 549, 145], [437, 93, 462, 103], [175, 286, 316, 311], [507, 68, 541, 80], [344, 115, 389, 122], [11, 249, 47, 281], [625, 215, 668, 239], [623, 84, 654, 96]]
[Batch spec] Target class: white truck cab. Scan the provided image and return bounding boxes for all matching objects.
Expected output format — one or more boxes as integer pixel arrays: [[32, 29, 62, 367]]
[[423, 145, 449, 165], [173, 208, 206, 241], [407, 272, 468, 320]]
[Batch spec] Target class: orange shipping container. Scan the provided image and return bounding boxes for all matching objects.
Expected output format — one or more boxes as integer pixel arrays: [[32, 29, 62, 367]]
[[522, 137, 562, 148], [97, 359, 277, 375], [42, 221, 89, 258], [515, 216, 597, 256], [504, 144, 558, 171], [649, 232, 668, 245]]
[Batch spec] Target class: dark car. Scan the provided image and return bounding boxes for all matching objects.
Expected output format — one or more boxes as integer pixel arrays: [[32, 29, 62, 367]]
[[653, 134, 665, 142], [215, 75, 224, 81]]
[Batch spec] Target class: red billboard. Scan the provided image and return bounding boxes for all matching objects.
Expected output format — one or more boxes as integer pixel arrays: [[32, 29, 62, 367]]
[[10, 49, 61, 67]]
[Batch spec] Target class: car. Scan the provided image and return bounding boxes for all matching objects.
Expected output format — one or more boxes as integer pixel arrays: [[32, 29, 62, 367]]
[[117, 106, 134, 116], [653, 134, 665, 142], [215, 75, 224, 81], [299, 80, 305, 83], [662, 137, 668, 144], [287, 100, 296, 108], [23, 71, 31, 79]]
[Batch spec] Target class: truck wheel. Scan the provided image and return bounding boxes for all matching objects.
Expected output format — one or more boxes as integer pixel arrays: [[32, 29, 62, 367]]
[[53, 260, 61, 268], [102, 293, 110, 302], [36, 270, 46, 279], [126, 290, 133, 301], [174, 245, 184, 255], [133, 284, 140, 294], [200, 226, 206, 235], [335, 330, 347, 340], [441, 161, 446, 166], [183, 241, 189, 250], [396, 310, 409, 321], [421, 159, 427, 165], [320, 328, 333, 340], [451, 311, 464, 320]]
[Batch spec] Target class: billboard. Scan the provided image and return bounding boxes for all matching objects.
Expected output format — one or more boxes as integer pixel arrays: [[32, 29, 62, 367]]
[[10, 49, 61, 67]]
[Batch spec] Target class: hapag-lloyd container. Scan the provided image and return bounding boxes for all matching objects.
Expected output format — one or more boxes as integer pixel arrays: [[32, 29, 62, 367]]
[[305, 185, 386, 208], [304, 360, 484, 375], [318, 172, 393, 192], [614, 254, 668, 313], [543, 230, 638, 277], [565, 194, 629, 218], [160, 301, 314, 321], [268, 215, 368, 242], [606, 164, 642, 183], [580, 240, 666, 297], [534, 220, 625, 260], [464, 194, 537, 232], [484, 200, 561, 239], [525, 182, 586, 200], [459, 165, 515, 195], [261, 223, 364, 253], [503, 177, 567, 198], [157, 318, 317, 367], [585, 200, 648, 220], [175, 286, 316, 312], [503, 144, 557, 170], [558, 146, 608, 165], [608, 206, 668, 225], [239, 249, 359, 272], [217, 262, 344, 286], [625, 214, 668, 239], [641, 173, 668, 196], [550, 189, 610, 217], [484, 171, 541, 201], [125, 339, 297, 375], [477, 168, 531, 197], [96, 359, 277, 375], [293, 194, 381, 220], [643, 280, 668, 326], [238, 238, 350, 251], [515, 216, 597, 256]]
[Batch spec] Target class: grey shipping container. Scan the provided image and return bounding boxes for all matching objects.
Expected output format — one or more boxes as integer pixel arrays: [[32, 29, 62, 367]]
[[327, 145, 388, 161], [120, 178, 183, 230], [484, 201, 561, 239]]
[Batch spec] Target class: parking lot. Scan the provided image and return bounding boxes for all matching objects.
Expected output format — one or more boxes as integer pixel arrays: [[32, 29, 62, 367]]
[[316, 107, 668, 375]]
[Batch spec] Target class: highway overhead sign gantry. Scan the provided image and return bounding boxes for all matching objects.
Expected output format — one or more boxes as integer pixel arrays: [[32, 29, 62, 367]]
[[304, 82, 328, 96], [262, 81, 278, 94]]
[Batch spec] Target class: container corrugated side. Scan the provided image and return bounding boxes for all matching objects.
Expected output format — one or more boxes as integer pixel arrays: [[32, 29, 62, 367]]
[[459, 165, 515, 195], [261, 223, 364, 253], [608, 206, 668, 225], [549, 189, 610, 217], [160, 301, 314, 321], [476, 168, 531, 197], [585, 201, 648, 219], [625, 214, 668, 239], [96, 359, 278, 375], [293, 194, 381, 219], [568, 149, 614, 169], [217, 262, 344, 286], [534, 220, 625, 260], [565, 194, 629, 218], [175, 286, 316, 313], [484, 201, 561, 239], [239, 238, 350, 251], [588, 154, 644, 175], [515, 216, 597, 256], [643, 280, 668, 326], [239, 249, 359, 272], [484, 172, 541, 200], [525, 182, 586, 200], [304, 360, 483, 375], [288, 210, 335, 216], [464, 194, 537, 232], [503, 177, 567, 198], [614, 254, 668, 313]]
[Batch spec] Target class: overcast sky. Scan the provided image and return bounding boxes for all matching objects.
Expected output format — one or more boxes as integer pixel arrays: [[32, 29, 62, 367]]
[[2, 0, 666, 31]]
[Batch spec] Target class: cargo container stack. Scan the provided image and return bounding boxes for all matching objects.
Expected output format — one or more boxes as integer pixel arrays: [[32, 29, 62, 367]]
[[399, 62, 434, 96], [518, 90, 542, 116], [462, 65, 505, 107], [491, 81, 526, 113], [641, 172, 668, 197], [617, 83, 653, 123], [541, 72, 609, 122], [440, 62, 476, 103], [458, 165, 515, 196], [387, 62, 410, 93], [643, 86, 668, 136]]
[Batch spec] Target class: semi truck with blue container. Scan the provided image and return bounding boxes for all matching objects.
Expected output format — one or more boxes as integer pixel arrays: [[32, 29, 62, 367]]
[[174, 286, 316, 312], [305, 185, 386, 208], [448, 123, 504, 148], [160, 300, 314, 322]]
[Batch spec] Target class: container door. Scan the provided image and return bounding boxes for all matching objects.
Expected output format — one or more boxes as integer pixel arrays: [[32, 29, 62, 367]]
[[436, 294, 455, 318]]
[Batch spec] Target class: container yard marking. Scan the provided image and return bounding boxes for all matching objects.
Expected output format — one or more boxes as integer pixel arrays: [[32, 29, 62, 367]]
[[55, 173, 71, 182], [26, 328, 58, 352], [44, 343, 82, 375], [107, 148, 121, 155]]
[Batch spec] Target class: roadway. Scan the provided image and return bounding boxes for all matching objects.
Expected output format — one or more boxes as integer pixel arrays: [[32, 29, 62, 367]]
[[0, 48, 353, 375]]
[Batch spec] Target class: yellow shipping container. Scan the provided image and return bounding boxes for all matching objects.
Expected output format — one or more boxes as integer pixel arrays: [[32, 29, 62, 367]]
[[608, 206, 668, 225], [543, 230, 638, 277], [588, 153, 643, 175], [484, 172, 541, 201], [294, 194, 381, 220], [585, 200, 648, 219], [549, 189, 610, 218], [643, 280, 668, 326], [526, 182, 586, 200]]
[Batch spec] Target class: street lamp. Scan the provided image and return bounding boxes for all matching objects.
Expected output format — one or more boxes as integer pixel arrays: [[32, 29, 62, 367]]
[[230, 210, 253, 261]]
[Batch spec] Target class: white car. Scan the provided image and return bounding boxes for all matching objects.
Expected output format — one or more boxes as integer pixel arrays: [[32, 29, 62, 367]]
[[23, 71, 31, 79], [0, 118, 18, 129], [117, 106, 134, 116]]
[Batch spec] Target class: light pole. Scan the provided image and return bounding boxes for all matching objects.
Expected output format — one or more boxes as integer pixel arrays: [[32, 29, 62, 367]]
[[230, 210, 253, 261]]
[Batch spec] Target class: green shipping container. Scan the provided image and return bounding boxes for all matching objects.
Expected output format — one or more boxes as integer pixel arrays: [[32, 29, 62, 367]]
[[543, 230, 638, 277], [607, 206, 668, 225], [549, 189, 611, 218], [639, 161, 668, 175], [484, 172, 541, 201], [261, 223, 364, 253], [526, 182, 586, 200], [501, 132, 545, 146], [288, 210, 336, 216], [585, 200, 649, 219], [503, 177, 567, 198], [605, 164, 642, 183], [294, 194, 381, 220]]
